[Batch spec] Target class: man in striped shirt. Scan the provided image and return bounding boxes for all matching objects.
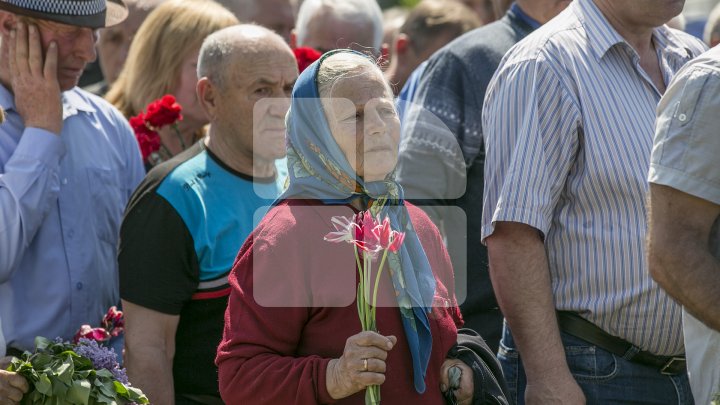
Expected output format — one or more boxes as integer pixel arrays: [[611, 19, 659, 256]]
[[481, 0, 706, 403]]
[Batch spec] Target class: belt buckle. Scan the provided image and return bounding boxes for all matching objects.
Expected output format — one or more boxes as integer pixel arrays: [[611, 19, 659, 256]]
[[660, 357, 685, 375]]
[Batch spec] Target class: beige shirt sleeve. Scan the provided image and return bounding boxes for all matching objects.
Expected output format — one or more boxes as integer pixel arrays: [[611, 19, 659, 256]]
[[650, 50, 720, 205]]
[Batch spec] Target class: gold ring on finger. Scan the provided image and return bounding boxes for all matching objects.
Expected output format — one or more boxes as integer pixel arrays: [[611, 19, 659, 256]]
[[363, 358, 368, 372]]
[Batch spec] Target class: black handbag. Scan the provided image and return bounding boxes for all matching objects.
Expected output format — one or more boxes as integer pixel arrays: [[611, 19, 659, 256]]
[[444, 328, 509, 405]]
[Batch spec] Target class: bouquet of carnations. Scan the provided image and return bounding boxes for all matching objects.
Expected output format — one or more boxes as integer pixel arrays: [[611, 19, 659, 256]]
[[129, 94, 184, 166], [6, 307, 148, 404]]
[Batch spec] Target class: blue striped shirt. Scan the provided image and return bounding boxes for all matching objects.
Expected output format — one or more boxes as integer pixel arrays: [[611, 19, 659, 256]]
[[481, 0, 706, 355]]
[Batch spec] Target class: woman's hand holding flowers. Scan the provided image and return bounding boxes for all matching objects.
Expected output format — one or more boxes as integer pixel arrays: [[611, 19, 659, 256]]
[[326, 332, 397, 400], [0, 369, 28, 405], [440, 358, 474, 405]]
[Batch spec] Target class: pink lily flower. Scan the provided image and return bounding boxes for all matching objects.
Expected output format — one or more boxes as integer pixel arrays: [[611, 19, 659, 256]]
[[388, 230, 406, 253], [324, 215, 357, 243], [74, 325, 110, 344]]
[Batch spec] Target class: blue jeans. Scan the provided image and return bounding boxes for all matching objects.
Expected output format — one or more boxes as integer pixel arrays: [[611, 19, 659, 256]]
[[497, 323, 694, 405]]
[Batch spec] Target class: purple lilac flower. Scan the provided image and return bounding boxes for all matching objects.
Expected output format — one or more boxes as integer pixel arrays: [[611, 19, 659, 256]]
[[75, 338, 129, 384]]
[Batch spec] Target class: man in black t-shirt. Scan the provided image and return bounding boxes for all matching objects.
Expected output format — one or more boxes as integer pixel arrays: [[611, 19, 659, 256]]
[[118, 25, 298, 405]]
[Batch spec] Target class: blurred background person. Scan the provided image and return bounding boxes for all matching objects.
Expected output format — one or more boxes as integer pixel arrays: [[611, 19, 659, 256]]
[[490, 0, 513, 21], [87, 0, 165, 95], [685, 0, 719, 40], [456, 0, 496, 25], [292, 0, 384, 57], [217, 0, 296, 43], [705, 2, 720, 47], [106, 0, 238, 171], [381, 6, 409, 68], [384, 0, 480, 95]]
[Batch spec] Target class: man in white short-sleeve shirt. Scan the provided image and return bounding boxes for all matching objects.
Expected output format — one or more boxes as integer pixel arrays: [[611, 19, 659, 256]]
[[648, 45, 720, 405]]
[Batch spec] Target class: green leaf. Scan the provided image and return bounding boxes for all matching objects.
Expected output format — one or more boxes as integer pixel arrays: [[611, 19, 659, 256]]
[[126, 386, 149, 404], [50, 375, 69, 397], [30, 353, 53, 370], [73, 356, 93, 371], [97, 380, 117, 398], [67, 380, 91, 405], [56, 359, 74, 385], [94, 391, 117, 404], [95, 369, 113, 379], [27, 389, 43, 403], [35, 373, 53, 395], [112, 381, 127, 396], [34, 337, 52, 351]]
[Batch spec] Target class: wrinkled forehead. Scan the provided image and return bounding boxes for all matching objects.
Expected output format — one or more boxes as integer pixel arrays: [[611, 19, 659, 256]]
[[322, 68, 392, 105]]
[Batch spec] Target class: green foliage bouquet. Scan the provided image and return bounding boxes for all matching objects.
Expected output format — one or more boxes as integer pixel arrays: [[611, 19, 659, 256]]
[[7, 337, 148, 405]]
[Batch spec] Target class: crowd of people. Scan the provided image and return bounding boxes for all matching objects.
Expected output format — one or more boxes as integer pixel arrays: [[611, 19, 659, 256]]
[[0, 0, 718, 404]]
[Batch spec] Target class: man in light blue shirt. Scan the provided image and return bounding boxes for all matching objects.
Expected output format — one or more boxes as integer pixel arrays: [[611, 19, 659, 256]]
[[0, 0, 144, 355]]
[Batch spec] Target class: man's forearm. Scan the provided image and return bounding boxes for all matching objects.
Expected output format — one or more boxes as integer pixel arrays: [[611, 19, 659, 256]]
[[486, 222, 568, 379], [125, 347, 175, 405], [651, 245, 720, 331], [648, 183, 720, 332]]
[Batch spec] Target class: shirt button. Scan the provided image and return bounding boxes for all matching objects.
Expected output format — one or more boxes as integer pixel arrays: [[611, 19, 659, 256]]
[[76, 282, 83, 290], [678, 113, 687, 122], [62, 178, 68, 185]]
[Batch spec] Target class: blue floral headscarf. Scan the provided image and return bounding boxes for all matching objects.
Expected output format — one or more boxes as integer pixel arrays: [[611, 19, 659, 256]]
[[279, 49, 436, 393]]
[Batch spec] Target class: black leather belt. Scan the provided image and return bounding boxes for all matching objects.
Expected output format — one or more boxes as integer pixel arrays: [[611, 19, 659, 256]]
[[557, 311, 686, 375]]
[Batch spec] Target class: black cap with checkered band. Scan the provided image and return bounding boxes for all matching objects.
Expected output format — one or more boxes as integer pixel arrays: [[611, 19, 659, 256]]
[[0, 0, 127, 29]]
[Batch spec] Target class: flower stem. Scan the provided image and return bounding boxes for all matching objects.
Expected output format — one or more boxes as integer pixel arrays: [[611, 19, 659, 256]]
[[355, 247, 366, 330], [364, 254, 372, 330], [173, 123, 187, 150], [371, 249, 389, 325], [366, 385, 380, 404]]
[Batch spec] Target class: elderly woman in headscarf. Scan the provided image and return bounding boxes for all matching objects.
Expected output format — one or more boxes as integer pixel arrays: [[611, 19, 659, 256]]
[[216, 50, 505, 405]]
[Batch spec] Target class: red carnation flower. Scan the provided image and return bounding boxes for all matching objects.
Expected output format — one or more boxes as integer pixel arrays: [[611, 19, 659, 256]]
[[130, 95, 184, 164], [145, 95, 183, 128], [129, 111, 161, 162], [293, 47, 322, 73]]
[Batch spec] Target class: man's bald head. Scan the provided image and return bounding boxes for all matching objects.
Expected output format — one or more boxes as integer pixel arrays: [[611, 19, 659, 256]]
[[196, 24, 297, 167], [197, 24, 294, 89]]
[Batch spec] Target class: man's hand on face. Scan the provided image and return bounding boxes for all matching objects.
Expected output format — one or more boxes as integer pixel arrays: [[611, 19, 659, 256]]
[[7, 21, 62, 135]]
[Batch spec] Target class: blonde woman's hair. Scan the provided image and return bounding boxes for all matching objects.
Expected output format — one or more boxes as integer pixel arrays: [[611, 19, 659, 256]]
[[105, 0, 238, 118]]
